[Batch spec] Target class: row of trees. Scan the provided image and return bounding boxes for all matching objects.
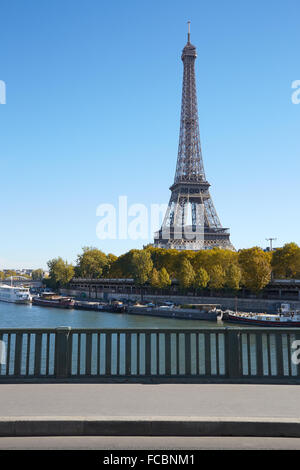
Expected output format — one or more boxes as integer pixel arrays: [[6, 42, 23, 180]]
[[45, 247, 117, 289], [111, 247, 268, 293], [0, 269, 44, 280], [45, 242, 300, 293]]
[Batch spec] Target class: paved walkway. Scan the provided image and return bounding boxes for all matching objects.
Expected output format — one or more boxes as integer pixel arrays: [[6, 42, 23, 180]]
[[0, 383, 299, 439], [0, 383, 299, 418]]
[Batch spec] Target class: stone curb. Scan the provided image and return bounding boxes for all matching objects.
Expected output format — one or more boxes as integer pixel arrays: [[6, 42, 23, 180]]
[[0, 416, 300, 437]]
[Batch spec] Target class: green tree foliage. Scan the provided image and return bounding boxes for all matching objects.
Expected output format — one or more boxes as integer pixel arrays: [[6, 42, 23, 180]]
[[177, 258, 195, 289], [47, 242, 300, 294], [193, 267, 209, 290], [32, 269, 44, 280], [271, 243, 300, 279], [131, 250, 153, 286], [0, 271, 4, 280], [150, 268, 160, 288], [4, 270, 17, 278], [102, 253, 118, 277], [146, 246, 179, 277], [192, 248, 237, 274], [158, 267, 171, 289], [208, 264, 226, 290], [150, 267, 171, 289], [108, 249, 140, 278], [47, 257, 74, 288], [225, 263, 242, 290], [76, 247, 108, 279], [238, 247, 271, 292]]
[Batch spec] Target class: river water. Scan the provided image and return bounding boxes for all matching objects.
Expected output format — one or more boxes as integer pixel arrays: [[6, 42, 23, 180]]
[[0, 301, 230, 329]]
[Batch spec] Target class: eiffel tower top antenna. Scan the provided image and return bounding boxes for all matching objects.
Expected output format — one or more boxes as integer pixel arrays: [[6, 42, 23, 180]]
[[187, 20, 191, 43]]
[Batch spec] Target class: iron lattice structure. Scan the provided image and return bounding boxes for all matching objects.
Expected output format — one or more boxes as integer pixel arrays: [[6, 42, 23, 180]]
[[154, 25, 234, 251]]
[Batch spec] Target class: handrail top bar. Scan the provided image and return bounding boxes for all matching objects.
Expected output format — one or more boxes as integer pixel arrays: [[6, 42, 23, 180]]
[[0, 327, 300, 334]]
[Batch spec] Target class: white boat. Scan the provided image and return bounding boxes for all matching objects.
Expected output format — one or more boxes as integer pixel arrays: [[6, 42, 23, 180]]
[[0, 284, 31, 304]]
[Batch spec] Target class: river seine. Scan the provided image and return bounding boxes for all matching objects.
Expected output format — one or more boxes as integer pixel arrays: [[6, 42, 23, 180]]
[[0, 301, 229, 329]]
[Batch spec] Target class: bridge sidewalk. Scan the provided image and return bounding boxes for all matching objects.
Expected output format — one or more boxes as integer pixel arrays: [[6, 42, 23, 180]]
[[0, 383, 299, 437]]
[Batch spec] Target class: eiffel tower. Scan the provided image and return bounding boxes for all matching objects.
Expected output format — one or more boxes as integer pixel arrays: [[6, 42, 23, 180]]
[[154, 23, 234, 251]]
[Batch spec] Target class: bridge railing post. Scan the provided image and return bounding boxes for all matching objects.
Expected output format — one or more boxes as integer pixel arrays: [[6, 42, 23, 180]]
[[225, 328, 241, 378], [55, 327, 72, 378]]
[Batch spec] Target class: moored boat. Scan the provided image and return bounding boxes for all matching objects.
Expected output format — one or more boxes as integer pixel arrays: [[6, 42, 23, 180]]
[[223, 306, 300, 327], [74, 300, 107, 311], [32, 292, 75, 309], [0, 284, 31, 304], [106, 301, 128, 313]]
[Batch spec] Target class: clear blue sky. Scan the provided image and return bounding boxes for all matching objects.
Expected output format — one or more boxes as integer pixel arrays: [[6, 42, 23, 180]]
[[0, 0, 299, 269]]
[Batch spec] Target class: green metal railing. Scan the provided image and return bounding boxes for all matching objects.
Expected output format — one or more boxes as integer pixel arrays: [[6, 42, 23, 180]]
[[0, 327, 299, 381]]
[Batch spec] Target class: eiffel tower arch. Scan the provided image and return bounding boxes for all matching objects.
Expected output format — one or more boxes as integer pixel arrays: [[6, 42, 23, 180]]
[[154, 23, 234, 251]]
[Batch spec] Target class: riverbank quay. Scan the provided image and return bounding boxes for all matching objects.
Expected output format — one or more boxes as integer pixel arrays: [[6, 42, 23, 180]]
[[61, 288, 300, 314], [63, 297, 221, 319], [0, 383, 300, 438]]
